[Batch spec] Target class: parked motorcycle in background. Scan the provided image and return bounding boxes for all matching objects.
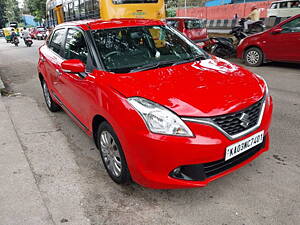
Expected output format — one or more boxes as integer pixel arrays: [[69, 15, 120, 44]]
[[209, 37, 236, 58], [230, 18, 265, 43]]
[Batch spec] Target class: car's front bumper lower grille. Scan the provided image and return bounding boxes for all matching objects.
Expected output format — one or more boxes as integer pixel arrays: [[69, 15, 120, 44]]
[[170, 137, 266, 181]]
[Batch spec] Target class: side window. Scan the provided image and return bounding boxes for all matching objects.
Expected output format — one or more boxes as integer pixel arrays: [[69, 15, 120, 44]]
[[64, 29, 88, 64], [282, 18, 300, 33], [270, 3, 277, 9], [279, 2, 288, 8], [49, 29, 65, 55]]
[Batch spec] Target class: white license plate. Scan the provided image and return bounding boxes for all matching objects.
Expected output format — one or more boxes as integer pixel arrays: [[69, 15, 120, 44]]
[[197, 42, 205, 47], [225, 131, 264, 161]]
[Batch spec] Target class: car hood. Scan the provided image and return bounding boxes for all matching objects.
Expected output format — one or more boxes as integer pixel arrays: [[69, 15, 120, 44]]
[[103, 57, 265, 117]]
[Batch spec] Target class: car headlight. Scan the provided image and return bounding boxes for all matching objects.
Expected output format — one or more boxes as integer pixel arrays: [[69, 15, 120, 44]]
[[127, 97, 194, 137]]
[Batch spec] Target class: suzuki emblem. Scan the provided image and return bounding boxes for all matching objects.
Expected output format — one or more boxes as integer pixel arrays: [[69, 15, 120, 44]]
[[239, 113, 250, 128]]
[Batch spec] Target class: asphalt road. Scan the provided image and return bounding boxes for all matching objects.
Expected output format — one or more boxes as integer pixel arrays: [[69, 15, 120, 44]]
[[0, 37, 299, 225]]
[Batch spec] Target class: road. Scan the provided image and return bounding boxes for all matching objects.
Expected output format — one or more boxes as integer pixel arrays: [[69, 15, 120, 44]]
[[0, 37, 299, 225]]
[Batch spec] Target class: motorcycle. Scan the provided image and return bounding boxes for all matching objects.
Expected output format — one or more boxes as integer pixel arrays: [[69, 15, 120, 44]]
[[24, 37, 33, 47], [12, 36, 19, 47], [230, 18, 265, 43], [209, 37, 236, 59]]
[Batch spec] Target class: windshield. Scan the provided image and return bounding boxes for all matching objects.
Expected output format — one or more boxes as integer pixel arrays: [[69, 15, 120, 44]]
[[92, 25, 208, 73]]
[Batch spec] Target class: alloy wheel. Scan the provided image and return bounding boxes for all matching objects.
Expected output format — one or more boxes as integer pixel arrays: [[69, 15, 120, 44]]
[[246, 50, 260, 65], [100, 131, 122, 177]]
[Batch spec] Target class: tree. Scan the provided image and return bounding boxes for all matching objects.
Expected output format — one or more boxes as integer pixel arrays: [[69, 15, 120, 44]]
[[25, 0, 47, 23], [0, 0, 7, 28], [4, 0, 21, 23]]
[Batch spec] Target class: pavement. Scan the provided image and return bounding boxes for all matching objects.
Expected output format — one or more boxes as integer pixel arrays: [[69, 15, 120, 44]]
[[0, 37, 300, 225]]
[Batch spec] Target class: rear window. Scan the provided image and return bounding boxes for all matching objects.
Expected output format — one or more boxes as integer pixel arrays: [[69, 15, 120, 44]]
[[184, 20, 204, 29], [166, 20, 179, 29]]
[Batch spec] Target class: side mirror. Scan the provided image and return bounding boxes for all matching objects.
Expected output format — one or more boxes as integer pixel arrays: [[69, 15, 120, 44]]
[[271, 27, 283, 34], [61, 59, 85, 73]]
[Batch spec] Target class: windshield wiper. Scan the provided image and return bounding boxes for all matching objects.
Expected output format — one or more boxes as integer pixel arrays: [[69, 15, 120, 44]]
[[130, 60, 176, 73]]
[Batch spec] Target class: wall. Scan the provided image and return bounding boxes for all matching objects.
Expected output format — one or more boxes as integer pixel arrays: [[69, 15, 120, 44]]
[[177, 1, 272, 20]]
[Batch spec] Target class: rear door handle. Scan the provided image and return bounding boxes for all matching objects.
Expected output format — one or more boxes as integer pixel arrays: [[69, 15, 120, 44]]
[[56, 69, 62, 76]]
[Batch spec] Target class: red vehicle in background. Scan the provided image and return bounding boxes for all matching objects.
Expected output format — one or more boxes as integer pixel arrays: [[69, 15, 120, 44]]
[[30, 26, 47, 40], [237, 14, 300, 66], [166, 17, 209, 48]]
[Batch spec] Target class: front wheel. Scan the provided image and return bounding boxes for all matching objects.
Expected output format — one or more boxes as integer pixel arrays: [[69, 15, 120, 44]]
[[244, 47, 264, 67], [97, 122, 131, 184]]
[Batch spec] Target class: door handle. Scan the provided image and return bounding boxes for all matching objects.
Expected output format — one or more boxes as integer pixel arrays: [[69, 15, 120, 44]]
[[56, 69, 62, 76]]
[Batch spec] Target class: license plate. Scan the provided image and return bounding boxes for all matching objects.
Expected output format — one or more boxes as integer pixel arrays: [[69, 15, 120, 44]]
[[225, 131, 264, 161], [197, 42, 205, 47]]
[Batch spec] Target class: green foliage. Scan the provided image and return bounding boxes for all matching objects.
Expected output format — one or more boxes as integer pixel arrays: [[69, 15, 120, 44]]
[[0, 0, 21, 27], [0, 0, 7, 28], [25, 0, 47, 23]]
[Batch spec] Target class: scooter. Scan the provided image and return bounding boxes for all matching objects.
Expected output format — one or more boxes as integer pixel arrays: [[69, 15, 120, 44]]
[[12, 36, 19, 47], [24, 37, 33, 47], [209, 37, 235, 59], [230, 18, 265, 43]]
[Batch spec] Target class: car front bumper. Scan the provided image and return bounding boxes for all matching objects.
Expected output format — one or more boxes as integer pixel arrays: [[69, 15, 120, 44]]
[[121, 95, 273, 189]]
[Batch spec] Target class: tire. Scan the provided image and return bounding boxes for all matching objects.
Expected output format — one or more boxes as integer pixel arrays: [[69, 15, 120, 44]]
[[97, 122, 131, 185], [41, 79, 61, 112], [244, 47, 264, 67]]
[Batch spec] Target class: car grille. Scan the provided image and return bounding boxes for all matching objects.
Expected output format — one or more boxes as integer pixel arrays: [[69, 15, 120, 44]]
[[211, 97, 264, 136], [203, 137, 266, 178]]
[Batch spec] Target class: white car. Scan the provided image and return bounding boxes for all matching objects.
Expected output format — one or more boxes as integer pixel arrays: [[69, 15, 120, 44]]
[[268, 0, 300, 17]]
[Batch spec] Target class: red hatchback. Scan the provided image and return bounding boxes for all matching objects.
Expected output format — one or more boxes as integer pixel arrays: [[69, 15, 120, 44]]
[[166, 17, 209, 48], [237, 14, 300, 66], [38, 19, 273, 189]]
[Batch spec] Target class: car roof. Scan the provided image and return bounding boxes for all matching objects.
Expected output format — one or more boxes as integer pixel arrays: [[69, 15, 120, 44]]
[[56, 18, 165, 31]]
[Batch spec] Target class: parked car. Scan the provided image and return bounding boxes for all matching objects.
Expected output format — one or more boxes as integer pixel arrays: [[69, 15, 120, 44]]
[[237, 14, 300, 66], [166, 17, 209, 48], [38, 19, 273, 189], [30, 26, 47, 40], [268, 0, 300, 18]]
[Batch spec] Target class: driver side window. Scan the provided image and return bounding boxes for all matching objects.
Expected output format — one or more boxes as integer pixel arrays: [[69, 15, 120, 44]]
[[64, 29, 88, 64], [281, 18, 300, 33]]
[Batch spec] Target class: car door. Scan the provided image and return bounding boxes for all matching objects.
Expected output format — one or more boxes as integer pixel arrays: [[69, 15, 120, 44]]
[[265, 17, 300, 62], [43, 28, 66, 100], [58, 28, 97, 128]]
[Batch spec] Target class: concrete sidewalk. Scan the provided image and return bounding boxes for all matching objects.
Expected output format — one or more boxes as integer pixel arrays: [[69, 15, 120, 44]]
[[0, 96, 53, 225], [0, 94, 91, 225]]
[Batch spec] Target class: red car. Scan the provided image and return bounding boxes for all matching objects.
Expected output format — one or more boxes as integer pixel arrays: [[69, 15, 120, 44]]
[[237, 14, 300, 66], [38, 19, 273, 189], [30, 26, 47, 40], [166, 17, 209, 48]]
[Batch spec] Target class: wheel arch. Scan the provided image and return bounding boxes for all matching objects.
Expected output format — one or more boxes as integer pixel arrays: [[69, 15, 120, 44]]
[[92, 114, 108, 149]]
